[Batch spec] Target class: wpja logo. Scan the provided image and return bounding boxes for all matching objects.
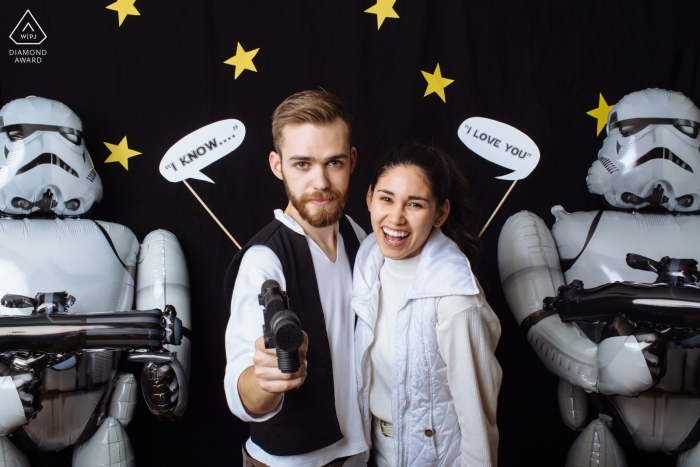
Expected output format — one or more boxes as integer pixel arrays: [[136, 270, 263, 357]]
[[9, 10, 47, 63]]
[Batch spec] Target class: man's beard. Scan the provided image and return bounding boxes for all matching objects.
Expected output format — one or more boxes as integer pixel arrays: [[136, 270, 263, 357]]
[[284, 182, 346, 228]]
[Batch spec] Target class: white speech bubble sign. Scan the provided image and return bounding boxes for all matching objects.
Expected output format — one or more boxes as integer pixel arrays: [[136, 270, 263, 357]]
[[160, 119, 245, 183], [457, 117, 539, 180]]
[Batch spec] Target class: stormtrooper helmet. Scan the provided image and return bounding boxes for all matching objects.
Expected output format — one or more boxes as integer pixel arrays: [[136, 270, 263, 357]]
[[0, 96, 103, 216], [586, 89, 700, 212]]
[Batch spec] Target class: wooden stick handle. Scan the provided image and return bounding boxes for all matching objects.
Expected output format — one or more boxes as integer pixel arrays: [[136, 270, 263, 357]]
[[478, 179, 518, 238], [183, 180, 242, 249]]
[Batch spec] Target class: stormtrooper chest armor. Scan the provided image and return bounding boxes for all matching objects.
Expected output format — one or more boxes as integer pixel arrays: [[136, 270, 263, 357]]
[[551, 206, 700, 287], [0, 218, 139, 315]]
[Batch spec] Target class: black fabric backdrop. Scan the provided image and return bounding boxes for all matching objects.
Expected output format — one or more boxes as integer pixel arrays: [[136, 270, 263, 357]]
[[1, 1, 699, 465]]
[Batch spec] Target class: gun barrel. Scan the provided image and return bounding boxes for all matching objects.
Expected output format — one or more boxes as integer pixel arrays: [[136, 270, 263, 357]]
[[552, 281, 700, 327], [0, 310, 170, 352]]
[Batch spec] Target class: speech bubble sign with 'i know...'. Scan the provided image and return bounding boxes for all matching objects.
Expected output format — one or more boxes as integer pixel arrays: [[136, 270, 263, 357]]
[[458, 117, 539, 180], [160, 119, 245, 183]]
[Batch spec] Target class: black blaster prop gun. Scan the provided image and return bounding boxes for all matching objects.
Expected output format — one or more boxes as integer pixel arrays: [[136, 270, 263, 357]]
[[0, 291, 184, 372], [259, 280, 303, 374], [543, 254, 700, 347]]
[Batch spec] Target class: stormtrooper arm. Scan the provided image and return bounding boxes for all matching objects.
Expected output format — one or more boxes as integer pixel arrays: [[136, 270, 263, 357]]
[[135, 229, 191, 419], [498, 211, 652, 396]]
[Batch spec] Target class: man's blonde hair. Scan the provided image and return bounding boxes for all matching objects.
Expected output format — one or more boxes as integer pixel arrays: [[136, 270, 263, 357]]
[[271, 90, 351, 154]]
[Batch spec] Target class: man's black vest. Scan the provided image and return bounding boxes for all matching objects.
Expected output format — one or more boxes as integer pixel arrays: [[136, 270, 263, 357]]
[[223, 215, 360, 456]]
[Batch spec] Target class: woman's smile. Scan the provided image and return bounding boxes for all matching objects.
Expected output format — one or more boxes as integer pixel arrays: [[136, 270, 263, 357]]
[[381, 226, 410, 246]]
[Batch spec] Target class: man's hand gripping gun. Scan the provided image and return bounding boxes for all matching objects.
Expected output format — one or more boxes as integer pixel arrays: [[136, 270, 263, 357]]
[[0, 291, 185, 372], [544, 254, 700, 347], [259, 280, 303, 374]]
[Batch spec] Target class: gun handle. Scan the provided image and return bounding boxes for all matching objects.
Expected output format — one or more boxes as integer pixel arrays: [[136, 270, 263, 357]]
[[626, 253, 661, 274], [603, 315, 636, 338]]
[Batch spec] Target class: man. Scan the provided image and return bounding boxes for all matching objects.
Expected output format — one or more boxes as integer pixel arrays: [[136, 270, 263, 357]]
[[224, 90, 368, 467]]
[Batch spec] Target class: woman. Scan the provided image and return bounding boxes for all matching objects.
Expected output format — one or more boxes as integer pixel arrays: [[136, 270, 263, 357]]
[[353, 143, 502, 466]]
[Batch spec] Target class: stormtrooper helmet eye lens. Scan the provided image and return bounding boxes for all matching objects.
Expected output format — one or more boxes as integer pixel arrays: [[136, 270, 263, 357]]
[[7, 130, 31, 142], [676, 195, 694, 207], [60, 132, 81, 145], [620, 123, 645, 137], [65, 199, 80, 210], [11, 198, 32, 209], [620, 125, 633, 137], [621, 192, 645, 205], [674, 125, 699, 139]]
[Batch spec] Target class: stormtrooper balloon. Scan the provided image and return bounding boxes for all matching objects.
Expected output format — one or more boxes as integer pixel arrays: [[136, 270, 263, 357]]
[[498, 89, 700, 466], [0, 96, 191, 466]]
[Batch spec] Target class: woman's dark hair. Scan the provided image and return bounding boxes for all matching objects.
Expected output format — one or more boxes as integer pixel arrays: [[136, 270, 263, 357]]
[[369, 142, 482, 269]]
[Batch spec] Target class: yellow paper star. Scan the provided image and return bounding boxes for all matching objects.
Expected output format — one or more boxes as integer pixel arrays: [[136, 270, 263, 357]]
[[586, 93, 615, 136], [421, 64, 454, 103], [104, 137, 141, 170], [365, 0, 399, 29], [224, 43, 260, 79], [106, 0, 140, 27]]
